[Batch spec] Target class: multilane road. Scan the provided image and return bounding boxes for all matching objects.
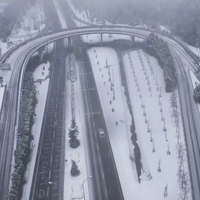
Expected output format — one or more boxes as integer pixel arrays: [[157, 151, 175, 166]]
[[78, 47, 124, 200], [0, 22, 199, 200], [30, 40, 66, 200]]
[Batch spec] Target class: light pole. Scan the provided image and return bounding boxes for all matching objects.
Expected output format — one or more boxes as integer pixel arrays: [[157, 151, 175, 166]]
[[82, 176, 92, 200]]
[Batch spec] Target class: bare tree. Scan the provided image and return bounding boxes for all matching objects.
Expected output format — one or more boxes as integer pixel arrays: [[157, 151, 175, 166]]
[[175, 142, 185, 159]]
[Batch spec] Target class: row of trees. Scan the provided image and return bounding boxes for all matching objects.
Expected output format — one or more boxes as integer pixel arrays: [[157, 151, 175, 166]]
[[170, 90, 190, 200], [71, 0, 200, 46], [69, 119, 80, 148], [145, 33, 178, 92], [8, 72, 37, 200], [0, 0, 37, 40], [193, 83, 200, 104]]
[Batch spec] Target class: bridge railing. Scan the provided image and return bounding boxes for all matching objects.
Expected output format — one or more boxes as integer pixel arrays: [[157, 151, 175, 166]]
[[0, 24, 160, 63], [1, 24, 200, 69]]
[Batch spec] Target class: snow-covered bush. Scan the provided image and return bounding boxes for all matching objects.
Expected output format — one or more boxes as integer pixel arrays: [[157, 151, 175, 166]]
[[70, 160, 81, 177], [193, 83, 200, 104], [145, 33, 178, 92], [8, 72, 37, 200], [69, 119, 80, 148]]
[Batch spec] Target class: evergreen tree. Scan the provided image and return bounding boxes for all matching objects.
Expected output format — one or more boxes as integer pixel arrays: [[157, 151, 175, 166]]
[[70, 160, 81, 177], [69, 119, 80, 148]]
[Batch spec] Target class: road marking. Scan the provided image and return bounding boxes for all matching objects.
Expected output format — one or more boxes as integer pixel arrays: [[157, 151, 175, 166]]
[[47, 187, 49, 197], [96, 143, 99, 151], [85, 111, 102, 115], [101, 170, 105, 180], [39, 171, 48, 174], [82, 88, 95, 91], [105, 188, 108, 199], [98, 155, 102, 165], [50, 155, 53, 165], [92, 120, 95, 128], [82, 72, 92, 75], [53, 169, 60, 172], [48, 170, 51, 179]]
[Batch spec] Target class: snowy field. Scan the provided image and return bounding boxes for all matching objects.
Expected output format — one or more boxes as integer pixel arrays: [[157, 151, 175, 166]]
[[88, 47, 190, 200], [64, 55, 91, 200], [21, 62, 50, 200]]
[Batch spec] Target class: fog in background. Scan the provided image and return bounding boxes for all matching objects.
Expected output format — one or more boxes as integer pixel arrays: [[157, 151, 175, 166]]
[[71, 0, 200, 46]]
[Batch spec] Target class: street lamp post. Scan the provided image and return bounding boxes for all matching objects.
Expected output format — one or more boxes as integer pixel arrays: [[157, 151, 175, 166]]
[[82, 176, 92, 200]]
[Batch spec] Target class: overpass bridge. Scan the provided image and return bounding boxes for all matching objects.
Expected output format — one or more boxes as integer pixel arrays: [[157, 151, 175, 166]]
[[0, 25, 199, 200]]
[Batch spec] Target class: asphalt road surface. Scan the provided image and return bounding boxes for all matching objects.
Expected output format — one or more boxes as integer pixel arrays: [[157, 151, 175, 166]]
[[59, 1, 124, 198], [30, 39, 66, 200], [172, 49, 200, 200], [77, 47, 124, 200], [30, 1, 66, 199]]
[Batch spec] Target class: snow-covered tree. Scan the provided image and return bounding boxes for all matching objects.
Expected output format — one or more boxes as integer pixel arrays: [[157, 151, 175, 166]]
[[69, 119, 80, 148], [8, 71, 37, 200], [145, 33, 178, 92], [71, 160, 81, 177]]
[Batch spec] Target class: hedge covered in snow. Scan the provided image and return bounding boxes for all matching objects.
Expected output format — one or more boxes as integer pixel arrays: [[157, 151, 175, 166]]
[[8, 72, 37, 200], [145, 33, 178, 92], [194, 83, 200, 104]]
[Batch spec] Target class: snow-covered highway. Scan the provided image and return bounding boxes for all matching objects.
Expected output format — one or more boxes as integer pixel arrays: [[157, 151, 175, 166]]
[[0, 25, 199, 200]]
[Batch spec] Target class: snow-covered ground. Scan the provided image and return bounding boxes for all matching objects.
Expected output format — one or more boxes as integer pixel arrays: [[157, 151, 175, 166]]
[[123, 49, 190, 199], [187, 44, 200, 57], [64, 55, 91, 200], [159, 25, 171, 34], [21, 62, 50, 200], [88, 47, 190, 200], [0, 85, 6, 117]]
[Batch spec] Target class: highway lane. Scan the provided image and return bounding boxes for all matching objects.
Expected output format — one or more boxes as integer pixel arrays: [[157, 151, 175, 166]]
[[30, 1, 66, 199], [61, 5, 124, 199], [78, 47, 124, 200], [30, 40, 66, 200], [0, 14, 199, 200], [172, 49, 200, 200], [0, 48, 34, 200]]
